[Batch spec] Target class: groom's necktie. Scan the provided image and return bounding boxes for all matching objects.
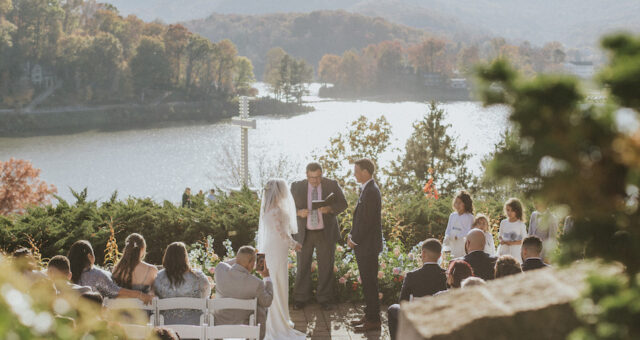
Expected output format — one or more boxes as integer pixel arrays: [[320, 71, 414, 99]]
[[310, 186, 319, 227]]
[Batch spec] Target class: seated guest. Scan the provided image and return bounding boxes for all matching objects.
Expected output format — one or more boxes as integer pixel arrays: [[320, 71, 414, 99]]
[[112, 233, 158, 294], [13, 248, 56, 295], [494, 255, 523, 278], [47, 255, 92, 294], [153, 242, 211, 325], [68, 240, 153, 303], [81, 291, 105, 307], [461, 277, 486, 288], [79, 291, 127, 338], [521, 236, 550, 272], [387, 239, 447, 340], [151, 327, 180, 340], [459, 229, 498, 281], [78, 291, 107, 323], [13, 248, 48, 281], [214, 245, 273, 340], [446, 260, 474, 289]]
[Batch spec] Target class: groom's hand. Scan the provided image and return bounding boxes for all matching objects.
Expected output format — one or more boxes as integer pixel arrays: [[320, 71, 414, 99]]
[[297, 209, 309, 218], [294, 242, 303, 252]]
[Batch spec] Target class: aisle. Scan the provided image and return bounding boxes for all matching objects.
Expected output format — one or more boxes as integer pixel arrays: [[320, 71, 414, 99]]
[[291, 303, 390, 340]]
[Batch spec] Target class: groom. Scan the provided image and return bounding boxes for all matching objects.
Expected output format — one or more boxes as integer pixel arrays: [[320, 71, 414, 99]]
[[348, 158, 383, 332], [291, 162, 348, 311]]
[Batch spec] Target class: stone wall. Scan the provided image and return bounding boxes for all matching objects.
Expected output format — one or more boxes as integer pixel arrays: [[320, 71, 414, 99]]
[[397, 263, 612, 340]]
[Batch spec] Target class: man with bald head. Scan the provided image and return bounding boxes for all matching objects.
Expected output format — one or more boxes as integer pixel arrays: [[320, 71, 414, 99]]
[[457, 229, 498, 281], [214, 245, 273, 339]]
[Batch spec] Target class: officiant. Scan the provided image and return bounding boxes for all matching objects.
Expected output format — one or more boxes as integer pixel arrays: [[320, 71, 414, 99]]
[[290, 162, 348, 310]]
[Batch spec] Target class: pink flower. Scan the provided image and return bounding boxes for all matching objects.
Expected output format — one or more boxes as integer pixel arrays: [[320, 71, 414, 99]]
[[377, 271, 384, 279], [311, 262, 318, 272], [336, 246, 344, 252], [339, 277, 347, 284], [334, 265, 338, 273], [392, 267, 401, 275], [380, 262, 387, 269], [393, 248, 401, 257], [378, 292, 383, 300], [208, 267, 215, 274], [288, 263, 294, 269]]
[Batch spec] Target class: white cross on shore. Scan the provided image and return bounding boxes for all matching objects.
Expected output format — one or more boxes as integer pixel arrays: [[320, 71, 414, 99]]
[[231, 96, 256, 187]]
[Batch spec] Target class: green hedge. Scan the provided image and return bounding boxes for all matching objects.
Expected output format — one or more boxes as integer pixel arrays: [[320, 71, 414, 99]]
[[0, 188, 259, 265], [0, 187, 522, 267]]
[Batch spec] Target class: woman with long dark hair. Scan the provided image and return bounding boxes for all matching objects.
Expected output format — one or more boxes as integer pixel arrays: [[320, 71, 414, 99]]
[[112, 233, 157, 293], [68, 240, 153, 303], [153, 242, 210, 325], [443, 190, 475, 258]]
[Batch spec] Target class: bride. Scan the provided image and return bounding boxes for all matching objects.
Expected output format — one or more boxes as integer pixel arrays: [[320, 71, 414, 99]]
[[256, 179, 306, 340]]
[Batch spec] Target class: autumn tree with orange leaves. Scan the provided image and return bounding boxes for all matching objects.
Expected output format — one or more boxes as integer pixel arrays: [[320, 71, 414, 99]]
[[0, 159, 57, 215]]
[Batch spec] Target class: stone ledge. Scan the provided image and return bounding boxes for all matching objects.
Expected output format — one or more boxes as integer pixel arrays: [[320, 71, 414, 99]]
[[397, 262, 618, 340]]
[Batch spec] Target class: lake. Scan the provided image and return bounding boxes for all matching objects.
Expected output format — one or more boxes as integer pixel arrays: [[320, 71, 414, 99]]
[[0, 84, 510, 202]]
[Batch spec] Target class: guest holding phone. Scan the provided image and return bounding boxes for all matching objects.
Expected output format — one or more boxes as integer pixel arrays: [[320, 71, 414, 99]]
[[214, 246, 273, 340]]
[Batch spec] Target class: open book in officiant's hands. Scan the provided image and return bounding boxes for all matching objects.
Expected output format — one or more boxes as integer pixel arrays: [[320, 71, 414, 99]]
[[312, 192, 336, 210]]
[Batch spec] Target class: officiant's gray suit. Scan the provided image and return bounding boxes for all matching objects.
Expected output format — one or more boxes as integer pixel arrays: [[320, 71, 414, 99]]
[[291, 177, 347, 304], [213, 261, 273, 339]]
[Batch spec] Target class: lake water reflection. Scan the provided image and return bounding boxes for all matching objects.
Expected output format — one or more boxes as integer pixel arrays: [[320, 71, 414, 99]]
[[0, 84, 510, 202]]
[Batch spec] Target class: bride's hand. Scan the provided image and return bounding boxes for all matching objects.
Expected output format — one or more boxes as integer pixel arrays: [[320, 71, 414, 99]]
[[294, 242, 303, 252]]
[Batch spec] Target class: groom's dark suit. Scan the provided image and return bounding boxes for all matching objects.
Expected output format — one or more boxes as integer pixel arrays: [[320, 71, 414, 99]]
[[291, 177, 347, 304], [350, 179, 382, 322]]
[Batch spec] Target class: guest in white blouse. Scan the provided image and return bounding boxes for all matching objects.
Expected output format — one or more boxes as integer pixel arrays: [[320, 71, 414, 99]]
[[497, 198, 528, 263], [472, 214, 495, 256], [443, 190, 474, 258]]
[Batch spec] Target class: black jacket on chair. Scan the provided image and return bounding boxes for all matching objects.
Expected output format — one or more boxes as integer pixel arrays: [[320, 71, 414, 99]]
[[521, 258, 549, 272], [459, 250, 498, 281], [399, 263, 447, 302]]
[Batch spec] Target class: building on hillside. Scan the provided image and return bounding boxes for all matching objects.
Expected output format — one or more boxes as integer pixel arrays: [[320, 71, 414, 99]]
[[23, 62, 57, 89], [564, 61, 595, 79], [449, 78, 468, 89], [423, 72, 446, 87]]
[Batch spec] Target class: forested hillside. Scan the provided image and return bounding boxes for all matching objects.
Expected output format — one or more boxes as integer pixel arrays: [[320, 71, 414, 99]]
[[184, 10, 433, 78], [109, 0, 640, 47], [0, 0, 255, 109]]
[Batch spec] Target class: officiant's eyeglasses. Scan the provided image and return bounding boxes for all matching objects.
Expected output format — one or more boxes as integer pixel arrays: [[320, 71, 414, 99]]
[[307, 174, 322, 180]]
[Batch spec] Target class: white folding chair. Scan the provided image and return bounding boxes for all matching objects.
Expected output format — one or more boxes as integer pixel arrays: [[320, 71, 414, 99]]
[[207, 298, 258, 326], [206, 325, 260, 340], [104, 297, 157, 325], [120, 324, 154, 339], [156, 297, 208, 325], [163, 324, 207, 340], [156, 297, 208, 340]]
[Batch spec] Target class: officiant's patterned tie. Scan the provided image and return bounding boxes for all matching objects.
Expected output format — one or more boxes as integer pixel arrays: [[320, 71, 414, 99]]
[[310, 186, 319, 227]]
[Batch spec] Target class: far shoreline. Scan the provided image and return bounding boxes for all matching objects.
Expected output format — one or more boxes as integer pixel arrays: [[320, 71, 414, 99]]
[[0, 97, 313, 138]]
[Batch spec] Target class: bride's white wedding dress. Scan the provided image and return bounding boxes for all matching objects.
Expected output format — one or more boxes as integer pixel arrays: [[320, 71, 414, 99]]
[[257, 180, 306, 340]]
